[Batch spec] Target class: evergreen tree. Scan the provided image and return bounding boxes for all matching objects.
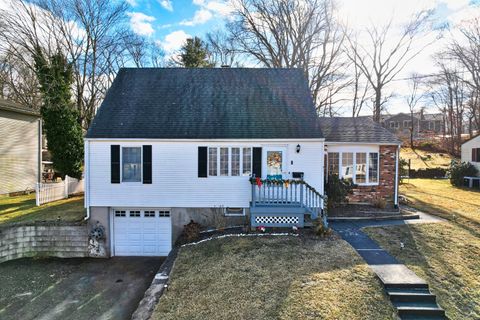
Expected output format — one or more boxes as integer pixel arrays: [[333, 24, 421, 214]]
[[33, 47, 84, 179], [177, 37, 213, 68]]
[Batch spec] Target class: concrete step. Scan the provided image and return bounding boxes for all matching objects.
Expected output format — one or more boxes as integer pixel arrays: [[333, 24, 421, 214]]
[[384, 282, 429, 290], [396, 303, 446, 318], [400, 315, 447, 320], [388, 291, 437, 304]]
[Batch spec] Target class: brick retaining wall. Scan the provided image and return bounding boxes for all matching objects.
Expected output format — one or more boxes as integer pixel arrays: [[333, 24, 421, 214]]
[[0, 224, 89, 263], [348, 145, 398, 204]]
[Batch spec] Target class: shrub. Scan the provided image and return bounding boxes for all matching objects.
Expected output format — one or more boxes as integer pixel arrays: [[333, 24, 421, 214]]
[[371, 197, 387, 209], [325, 175, 355, 209], [449, 161, 478, 187], [313, 218, 332, 238], [183, 220, 201, 242]]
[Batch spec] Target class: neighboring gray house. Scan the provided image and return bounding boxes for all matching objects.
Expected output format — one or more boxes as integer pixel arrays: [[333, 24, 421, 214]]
[[381, 112, 444, 140], [0, 99, 42, 195]]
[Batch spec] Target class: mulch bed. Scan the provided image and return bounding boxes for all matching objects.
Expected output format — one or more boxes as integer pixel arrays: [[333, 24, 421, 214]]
[[329, 204, 401, 217]]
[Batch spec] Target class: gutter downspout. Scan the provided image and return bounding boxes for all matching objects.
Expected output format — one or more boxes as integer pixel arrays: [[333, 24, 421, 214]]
[[84, 139, 90, 220], [394, 144, 400, 209]]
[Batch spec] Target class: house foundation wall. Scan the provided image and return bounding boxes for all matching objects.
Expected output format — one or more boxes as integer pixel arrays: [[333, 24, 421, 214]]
[[348, 145, 398, 204], [90, 206, 249, 256]]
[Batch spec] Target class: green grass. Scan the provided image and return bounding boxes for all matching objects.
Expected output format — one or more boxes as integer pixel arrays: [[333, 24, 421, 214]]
[[363, 178, 480, 319], [153, 236, 397, 320], [0, 193, 85, 226]]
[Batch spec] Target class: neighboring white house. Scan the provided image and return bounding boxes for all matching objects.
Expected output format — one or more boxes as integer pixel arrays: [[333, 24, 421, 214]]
[[84, 68, 400, 257], [0, 98, 42, 195], [461, 134, 480, 174]]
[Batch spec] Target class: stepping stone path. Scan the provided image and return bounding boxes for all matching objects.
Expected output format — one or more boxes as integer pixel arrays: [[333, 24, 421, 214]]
[[331, 217, 448, 320]]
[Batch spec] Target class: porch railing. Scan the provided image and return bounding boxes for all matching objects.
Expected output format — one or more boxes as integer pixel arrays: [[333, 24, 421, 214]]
[[250, 177, 325, 221]]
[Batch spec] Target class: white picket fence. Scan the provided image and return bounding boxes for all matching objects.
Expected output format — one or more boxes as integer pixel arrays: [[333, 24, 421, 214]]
[[36, 175, 84, 206]]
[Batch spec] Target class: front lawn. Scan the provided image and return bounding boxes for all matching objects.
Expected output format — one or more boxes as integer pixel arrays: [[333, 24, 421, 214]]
[[0, 193, 85, 226], [363, 178, 480, 319], [364, 223, 480, 320], [153, 236, 396, 320], [400, 178, 480, 229]]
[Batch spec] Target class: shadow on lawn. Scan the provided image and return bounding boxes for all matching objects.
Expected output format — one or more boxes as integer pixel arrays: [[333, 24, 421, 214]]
[[0, 196, 85, 226], [407, 196, 480, 239], [0, 197, 36, 215]]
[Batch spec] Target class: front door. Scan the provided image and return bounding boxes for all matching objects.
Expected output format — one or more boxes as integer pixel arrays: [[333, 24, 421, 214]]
[[264, 147, 287, 180]]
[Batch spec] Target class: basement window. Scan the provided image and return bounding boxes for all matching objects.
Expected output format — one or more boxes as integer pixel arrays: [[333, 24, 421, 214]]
[[224, 207, 245, 217]]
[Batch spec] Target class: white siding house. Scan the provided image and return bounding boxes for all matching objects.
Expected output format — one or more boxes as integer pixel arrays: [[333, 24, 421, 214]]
[[85, 68, 400, 257], [461, 134, 480, 174], [0, 99, 42, 195], [85, 139, 324, 208]]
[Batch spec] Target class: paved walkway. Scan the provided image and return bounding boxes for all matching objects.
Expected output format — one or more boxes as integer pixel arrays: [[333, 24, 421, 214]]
[[330, 211, 444, 286]]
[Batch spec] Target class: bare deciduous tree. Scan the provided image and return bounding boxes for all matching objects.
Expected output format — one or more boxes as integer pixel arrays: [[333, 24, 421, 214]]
[[428, 57, 467, 156], [346, 11, 434, 122], [0, 0, 158, 129], [449, 18, 480, 135], [405, 73, 423, 148], [225, 0, 349, 114], [205, 30, 242, 67]]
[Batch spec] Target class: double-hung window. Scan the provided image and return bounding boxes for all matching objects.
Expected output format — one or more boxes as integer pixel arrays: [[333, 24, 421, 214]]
[[208, 148, 218, 176], [208, 147, 252, 177], [328, 151, 379, 185], [122, 147, 141, 182]]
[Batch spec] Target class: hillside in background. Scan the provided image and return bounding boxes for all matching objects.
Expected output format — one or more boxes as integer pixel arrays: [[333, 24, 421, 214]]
[[401, 147, 456, 170]]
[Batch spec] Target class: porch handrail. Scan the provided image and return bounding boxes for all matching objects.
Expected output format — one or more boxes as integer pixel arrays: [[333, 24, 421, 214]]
[[249, 177, 326, 222]]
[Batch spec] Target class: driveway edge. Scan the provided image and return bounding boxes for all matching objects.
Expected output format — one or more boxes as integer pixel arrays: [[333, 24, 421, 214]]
[[131, 248, 179, 320]]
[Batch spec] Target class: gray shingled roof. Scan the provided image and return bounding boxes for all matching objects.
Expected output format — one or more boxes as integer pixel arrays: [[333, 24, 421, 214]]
[[318, 117, 401, 144], [86, 68, 323, 139]]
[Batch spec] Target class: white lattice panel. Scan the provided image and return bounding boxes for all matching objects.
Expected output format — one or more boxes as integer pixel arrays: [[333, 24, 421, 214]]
[[255, 216, 299, 225]]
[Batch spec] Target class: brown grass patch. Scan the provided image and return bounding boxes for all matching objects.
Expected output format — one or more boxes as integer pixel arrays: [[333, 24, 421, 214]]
[[364, 223, 480, 320], [153, 236, 396, 320]]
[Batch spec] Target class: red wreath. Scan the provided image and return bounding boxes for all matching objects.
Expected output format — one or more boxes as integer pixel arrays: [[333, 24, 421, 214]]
[[256, 177, 262, 188]]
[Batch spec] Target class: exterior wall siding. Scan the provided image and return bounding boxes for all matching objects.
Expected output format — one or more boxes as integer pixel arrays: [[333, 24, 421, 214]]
[[86, 140, 325, 209], [0, 110, 40, 194], [461, 136, 480, 174]]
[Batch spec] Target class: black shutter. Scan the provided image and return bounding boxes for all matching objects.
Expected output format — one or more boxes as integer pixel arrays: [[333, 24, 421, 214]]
[[252, 147, 262, 178], [111, 145, 120, 184], [473, 148, 477, 162], [143, 145, 152, 184], [476, 148, 480, 162], [198, 146, 208, 178]]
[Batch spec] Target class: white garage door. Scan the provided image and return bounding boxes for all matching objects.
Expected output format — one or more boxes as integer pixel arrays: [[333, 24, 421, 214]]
[[113, 208, 172, 256]]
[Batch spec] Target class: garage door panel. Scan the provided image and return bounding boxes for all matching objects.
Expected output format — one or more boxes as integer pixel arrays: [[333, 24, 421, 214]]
[[113, 208, 172, 257]]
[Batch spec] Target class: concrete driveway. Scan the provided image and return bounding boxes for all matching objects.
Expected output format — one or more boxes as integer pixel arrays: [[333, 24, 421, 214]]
[[0, 257, 164, 320]]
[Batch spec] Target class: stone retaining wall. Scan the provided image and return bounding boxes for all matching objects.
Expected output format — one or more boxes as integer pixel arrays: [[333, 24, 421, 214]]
[[0, 224, 89, 263]]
